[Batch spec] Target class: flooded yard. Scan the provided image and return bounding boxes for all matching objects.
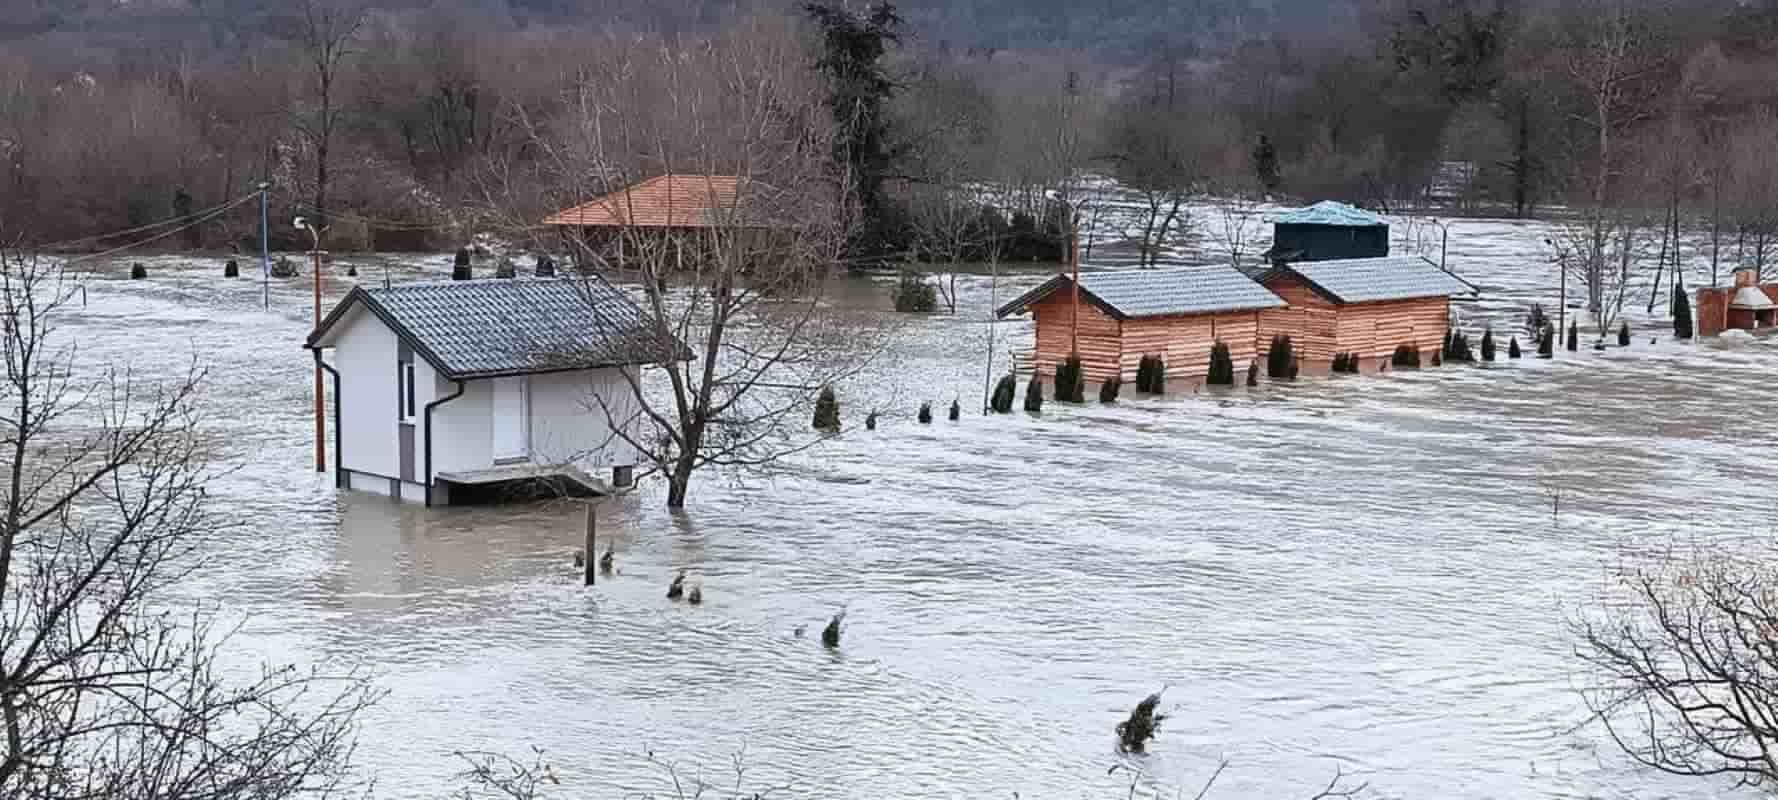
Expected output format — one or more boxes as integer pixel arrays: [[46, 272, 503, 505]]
[[64, 213, 1772, 799]]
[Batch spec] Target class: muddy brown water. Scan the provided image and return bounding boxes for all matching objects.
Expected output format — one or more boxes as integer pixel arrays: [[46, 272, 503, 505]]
[[69, 224, 1767, 798]]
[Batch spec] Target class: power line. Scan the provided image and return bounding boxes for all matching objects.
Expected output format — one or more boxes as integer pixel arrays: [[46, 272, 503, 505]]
[[62, 195, 259, 266], [30, 192, 260, 251]]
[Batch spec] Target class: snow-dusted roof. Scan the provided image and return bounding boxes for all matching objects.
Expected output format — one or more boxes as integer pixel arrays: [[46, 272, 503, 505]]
[[996, 266, 1286, 320], [1731, 286, 1776, 311], [1278, 257, 1478, 304], [307, 277, 687, 379], [1273, 201, 1386, 227]]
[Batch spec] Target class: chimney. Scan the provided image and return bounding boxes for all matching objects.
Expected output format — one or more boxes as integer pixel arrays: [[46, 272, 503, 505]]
[[1735, 267, 1757, 288]]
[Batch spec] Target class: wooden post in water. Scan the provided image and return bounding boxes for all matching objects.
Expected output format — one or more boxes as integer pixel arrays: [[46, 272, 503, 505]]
[[583, 502, 596, 587]]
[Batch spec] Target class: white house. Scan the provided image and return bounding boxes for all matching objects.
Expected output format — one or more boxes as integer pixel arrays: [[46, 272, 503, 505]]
[[305, 277, 685, 505]]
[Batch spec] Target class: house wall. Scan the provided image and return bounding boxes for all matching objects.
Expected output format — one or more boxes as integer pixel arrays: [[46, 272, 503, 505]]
[[1031, 294, 1123, 382], [1119, 312, 1262, 381], [1335, 297, 1449, 364], [430, 377, 492, 478], [528, 367, 642, 470], [331, 307, 401, 481], [1258, 274, 1448, 367], [1259, 274, 1339, 362]]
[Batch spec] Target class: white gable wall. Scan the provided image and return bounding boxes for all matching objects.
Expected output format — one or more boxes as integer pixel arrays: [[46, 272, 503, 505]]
[[429, 376, 492, 479], [331, 307, 400, 480]]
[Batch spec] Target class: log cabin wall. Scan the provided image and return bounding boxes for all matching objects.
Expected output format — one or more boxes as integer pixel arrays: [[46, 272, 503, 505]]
[[1031, 293, 1123, 382], [1119, 312, 1263, 381], [1259, 274, 1448, 367]]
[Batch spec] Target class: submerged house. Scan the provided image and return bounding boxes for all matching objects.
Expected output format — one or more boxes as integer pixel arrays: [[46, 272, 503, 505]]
[[1254, 256, 1479, 367], [995, 266, 1287, 383], [1696, 267, 1778, 336], [1263, 201, 1390, 265], [305, 278, 686, 505], [541, 174, 787, 265]]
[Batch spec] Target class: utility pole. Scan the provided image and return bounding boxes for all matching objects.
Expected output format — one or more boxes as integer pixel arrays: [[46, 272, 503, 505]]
[[258, 182, 271, 309], [298, 217, 326, 473]]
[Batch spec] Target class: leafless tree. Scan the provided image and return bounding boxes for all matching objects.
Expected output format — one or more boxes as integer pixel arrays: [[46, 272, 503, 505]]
[[285, 0, 369, 229], [0, 248, 375, 798], [1574, 540, 1778, 790], [455, 746, 789, 800], [484, 17, 889, 509], [1550, 0, 1670, 320], [1206, 187, 1263, 272]]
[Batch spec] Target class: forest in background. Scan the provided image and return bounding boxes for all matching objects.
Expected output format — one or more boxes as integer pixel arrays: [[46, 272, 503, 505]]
[[1, 0, 1778, 276]]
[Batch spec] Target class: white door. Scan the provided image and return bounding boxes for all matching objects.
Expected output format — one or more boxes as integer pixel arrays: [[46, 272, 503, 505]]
[[492, 377, 530, 463]]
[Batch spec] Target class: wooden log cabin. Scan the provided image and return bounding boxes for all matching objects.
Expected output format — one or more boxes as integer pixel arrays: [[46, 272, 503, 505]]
[[995, 267, 1287, 384], [1253, 257, 1479, 368]]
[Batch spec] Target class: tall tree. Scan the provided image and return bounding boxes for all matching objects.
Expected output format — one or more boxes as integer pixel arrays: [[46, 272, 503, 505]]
[[286, 0, 368, 231], [806, 1, 904, 262]]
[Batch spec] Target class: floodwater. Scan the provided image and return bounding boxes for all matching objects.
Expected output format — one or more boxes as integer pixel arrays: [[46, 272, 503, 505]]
[[62, 208, 1773, 799]]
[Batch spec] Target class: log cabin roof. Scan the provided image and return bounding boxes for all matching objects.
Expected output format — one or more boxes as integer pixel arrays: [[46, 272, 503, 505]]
[[996, 266, 1287, 320], [305, 277, 690, 380], [1271, 257, 1479, 304], [1271, 201, 1386, 227], [542, 174, 777, 228]]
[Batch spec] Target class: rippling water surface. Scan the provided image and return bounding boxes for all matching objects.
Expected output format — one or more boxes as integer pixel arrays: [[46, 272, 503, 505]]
[[67, 212, 1773, 799]]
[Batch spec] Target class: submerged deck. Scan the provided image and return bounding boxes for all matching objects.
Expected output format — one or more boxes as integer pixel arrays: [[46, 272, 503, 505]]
[[435, 462, 614, 499]]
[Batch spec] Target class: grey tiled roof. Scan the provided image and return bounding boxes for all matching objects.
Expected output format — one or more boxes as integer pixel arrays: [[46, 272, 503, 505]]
[[996, 265, 1286, 320], [1285, 257, 1479, 304], [307, 278, 687, 379]]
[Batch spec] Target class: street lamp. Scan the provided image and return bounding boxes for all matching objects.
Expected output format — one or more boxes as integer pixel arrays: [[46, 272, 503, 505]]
[[297, 217, 326, 473]]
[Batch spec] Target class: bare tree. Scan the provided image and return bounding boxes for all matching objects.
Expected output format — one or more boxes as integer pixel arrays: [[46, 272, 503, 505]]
[[286, 0, 368, 229], [0, 248, 374, 798], [1206, 187, 1263, 272], [486, 17, 888, 509], [1574, 541, 1778, 789]]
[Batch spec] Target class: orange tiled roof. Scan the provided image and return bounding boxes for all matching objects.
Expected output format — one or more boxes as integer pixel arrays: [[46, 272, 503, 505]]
[[542, 174, 749, 228]]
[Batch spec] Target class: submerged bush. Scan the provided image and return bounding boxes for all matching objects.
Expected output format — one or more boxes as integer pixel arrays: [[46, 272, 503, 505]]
[[1266, 334, 1295, 379], [1116, 690, 1168, 753], [1054, 356, 1086, 403], [1246, 359, 1259, 386], [991, 374, 1017, 413], [1673, 288, 1694, 340], [1481, 329, 1496, 361], [1136, 354, 1167, 394], [1618, 320, 1631, 346], [1566, 320, 1579, 352], [1392, 344, 1421, 368], [813, 386, 840, 431], [1024, 376, 1043, 412], [892, 271, 937, 313], [1207, 341, 1235, 386], [917, 402, 932, 424], [948, 399, 960, 421], [1538, 327, 1554, 358], [1099, 376, 1121, 403], [1508, 335, 1521, 359]]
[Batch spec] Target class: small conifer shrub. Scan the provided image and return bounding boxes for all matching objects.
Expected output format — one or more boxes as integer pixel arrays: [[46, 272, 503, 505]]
[[1246, 360, 1260, 386], [813, 386, 840, 431], [1023, 376, 1043, 412], [1538, 328, 1554, 358], [892, 271, 937, 312], [1332, 352, 1348, 373], [917, 402, 932, 424], [1481, 329, 1496, 361], [991, 374, 1017, 413], [1054, 356, 1086, 402], [1508, 336, 1521, 359], [1673, 289, 1694, 340], [1266, 334, 1295, 378], [1206, 341, 1236, 386], [1618, 320, 1630, 346], [1099, 377, 1121, 403], [1392, 344, 1422, 368], [948, 399, 960, 420], [1566, 320, 1578, 352]]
